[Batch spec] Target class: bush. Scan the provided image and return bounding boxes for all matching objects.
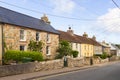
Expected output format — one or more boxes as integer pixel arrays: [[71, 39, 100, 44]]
[[71, 50, 79, 58], [94, 52, 108, 59], [100, 53, 108, 59], [3, 50, 44, 64]]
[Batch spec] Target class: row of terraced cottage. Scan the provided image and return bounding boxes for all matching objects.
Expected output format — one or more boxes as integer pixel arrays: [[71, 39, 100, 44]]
[[0, 7, 119, 65]]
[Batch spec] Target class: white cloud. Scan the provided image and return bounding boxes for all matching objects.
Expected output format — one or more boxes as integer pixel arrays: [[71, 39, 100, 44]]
[[97, 8, 120, 32], [50, 0, 75, 14]]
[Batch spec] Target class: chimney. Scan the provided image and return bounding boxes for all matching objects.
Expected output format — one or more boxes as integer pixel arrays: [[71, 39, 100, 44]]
[[41, 14, 51, 24], [67, 27, 74, 36], [92, 35, 96, 40], [83, 32, 88, 38]]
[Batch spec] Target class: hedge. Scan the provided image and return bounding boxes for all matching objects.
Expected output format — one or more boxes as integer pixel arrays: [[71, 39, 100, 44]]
[[94, 52, 108, 59], [3, 50, 44, 64]]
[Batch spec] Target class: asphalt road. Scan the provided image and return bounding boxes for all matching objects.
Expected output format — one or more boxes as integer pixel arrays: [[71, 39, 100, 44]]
[[43, 62, 120, 80]]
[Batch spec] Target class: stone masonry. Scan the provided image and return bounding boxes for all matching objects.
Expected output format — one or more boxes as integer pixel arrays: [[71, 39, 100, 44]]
[[3, 24, 59, 59]]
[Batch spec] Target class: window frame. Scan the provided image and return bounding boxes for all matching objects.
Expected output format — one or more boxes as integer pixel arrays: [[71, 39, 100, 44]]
[[20, 29, 26, 41], [20, 45, 25, 51], [46, 33, 51, 43], [36, 31, 40, 41], [46, 46, 51, 55]]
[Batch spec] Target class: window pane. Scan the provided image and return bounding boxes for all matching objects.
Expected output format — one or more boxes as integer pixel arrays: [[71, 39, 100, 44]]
[[46, 46, 50, 55], [47, 33, 50, 42], [36, 32, 39, 41], [20, 45, 24, 51], [20, 29, 24, 40], [46, 46, 49, 54]]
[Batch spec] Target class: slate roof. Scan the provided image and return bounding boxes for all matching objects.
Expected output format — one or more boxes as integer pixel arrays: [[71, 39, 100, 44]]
[[0, 6, 59, 34], [58, 30, 101, 46]]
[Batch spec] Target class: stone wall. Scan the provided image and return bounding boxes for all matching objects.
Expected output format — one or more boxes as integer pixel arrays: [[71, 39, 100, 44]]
[[101, 58, 109, 63], [0, 59, 63, 77], [0, 57, 111, 77], [67, 58, 84, 67]]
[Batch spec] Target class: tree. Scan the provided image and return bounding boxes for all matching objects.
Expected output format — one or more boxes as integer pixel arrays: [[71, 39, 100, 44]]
[[56, 40, 72, 59], [28, 40, 44, 52]]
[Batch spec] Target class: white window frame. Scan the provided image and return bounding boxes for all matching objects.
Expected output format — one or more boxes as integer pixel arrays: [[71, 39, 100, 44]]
[[47, 33, 51, 43], [20, 29, 26, 41], [46, 46, 51, 55], [36, 32, 40, 41]]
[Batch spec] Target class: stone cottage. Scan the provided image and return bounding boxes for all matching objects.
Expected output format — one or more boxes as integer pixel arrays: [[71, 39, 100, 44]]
[[100, 41, 110, 55], [89, 36, 102, 55], [0, 7, 59, 64]]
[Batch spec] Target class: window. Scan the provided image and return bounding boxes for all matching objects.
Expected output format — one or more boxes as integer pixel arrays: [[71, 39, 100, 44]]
[[76, 43, 78, 49], [46, 46, 51, 55], [85, 45, 86, 50], [20, 29, 26, 41], [47, 33, 51, 43], [20, 45, 25, 51], [91, 46, 92, 50], [36, 32, 40, 41]]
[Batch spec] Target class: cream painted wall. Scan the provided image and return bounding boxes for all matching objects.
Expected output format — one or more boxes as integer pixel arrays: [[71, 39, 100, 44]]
[[81, 44, 94, 57], [72, 43, 81, 57], [0, 24, 2, 64]]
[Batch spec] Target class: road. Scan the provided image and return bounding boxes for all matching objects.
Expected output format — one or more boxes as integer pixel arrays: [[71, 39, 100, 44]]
[[42, 62, 120, 80]]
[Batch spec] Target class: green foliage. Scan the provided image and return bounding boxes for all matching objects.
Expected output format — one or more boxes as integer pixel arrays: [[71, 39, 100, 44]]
[[56, 40, 72, 59], [94, 52, 108, 59], [100, 52, 108, 59], [28, 40, 43, 52], [3, 50, 43, 64], [71, 50, 79, 58]]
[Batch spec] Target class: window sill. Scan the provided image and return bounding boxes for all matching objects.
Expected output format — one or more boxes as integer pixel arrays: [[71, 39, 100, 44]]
[[46, 54, 51, 56], [20, 40, 26, 42], [47, 41, 51, 44]]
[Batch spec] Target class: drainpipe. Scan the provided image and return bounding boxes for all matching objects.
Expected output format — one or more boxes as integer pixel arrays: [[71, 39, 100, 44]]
[[1, 23, 4, 65]]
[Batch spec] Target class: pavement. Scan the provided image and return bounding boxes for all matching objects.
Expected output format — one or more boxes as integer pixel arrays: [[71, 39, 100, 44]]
[[0, 61, 118, 80]]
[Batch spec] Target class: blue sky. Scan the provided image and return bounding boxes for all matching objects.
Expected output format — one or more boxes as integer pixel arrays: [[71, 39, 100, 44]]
[[0, 0, 120, 43]]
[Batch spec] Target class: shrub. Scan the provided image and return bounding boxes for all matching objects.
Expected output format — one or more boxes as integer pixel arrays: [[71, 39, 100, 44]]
[[71, 50, 79, 58], [3, 50, 43, 64], [100, 53, 108, 59], [94, 52, 108, 59]]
